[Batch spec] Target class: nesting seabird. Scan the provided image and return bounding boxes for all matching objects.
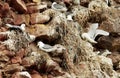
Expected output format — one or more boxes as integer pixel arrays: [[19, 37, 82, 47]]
[[0, 24, 36, 51], [0, 24, 25, 35], [18, 71, 31, 78], [51, 2, 67, 12], [81, 23, 109, 43], [6, 23, 25, 31], [37, 41, 65, 53]]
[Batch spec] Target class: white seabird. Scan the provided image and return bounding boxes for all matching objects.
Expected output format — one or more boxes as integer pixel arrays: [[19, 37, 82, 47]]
[[0, 24, 26, 35], [26, 34, 36, 42], [37, 41, 66, 53], [51, 2, 67, 12], [6, 23, 25, 31], [18, 71, 31, 78], [81, 23, 109, 43], [6, 23, 36, 42]]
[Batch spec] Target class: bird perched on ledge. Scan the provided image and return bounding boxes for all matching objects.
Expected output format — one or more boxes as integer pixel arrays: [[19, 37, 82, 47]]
[[0, 24, 25, 35], [37, 41, 66, 53], [81, 23, 109, 43], [6, 23, 25, 31], [0, 24, 36, 51], [14, 71, 32, 78], [51, 2, 67, 12]]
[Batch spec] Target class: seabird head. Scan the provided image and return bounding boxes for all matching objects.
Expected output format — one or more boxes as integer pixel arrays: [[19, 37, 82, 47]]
[[37, 41, 44, 47], [18, 71, 31, 78], [81, 33, 97, 43], [20, 24, 26, 31], [81, 33, 88, 39], [6, 23, 26, 32], [29, 35, 36, 42], [52, 2, 67, 12], [105, 0, 109, 5]]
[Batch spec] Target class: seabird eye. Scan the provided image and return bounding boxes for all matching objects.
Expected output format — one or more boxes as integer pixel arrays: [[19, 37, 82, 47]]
[[57, 46, 60, 48]]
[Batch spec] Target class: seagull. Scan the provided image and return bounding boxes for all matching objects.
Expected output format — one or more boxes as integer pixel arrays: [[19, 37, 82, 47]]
[[18, 71, 32, 78], [37, 41, 65, 53], [81, 23, 109, 43], [26, 34, 36, 42], [51, 2, 67, 12], [82, 33, 98, 43], [0, 24, 26, 36], [6, 23, 25, 31], [6, 23, 36, 42]]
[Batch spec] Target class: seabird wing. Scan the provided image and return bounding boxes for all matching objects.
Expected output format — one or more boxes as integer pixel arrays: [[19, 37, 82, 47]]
[[18, 71, 31, 78], [6, 24, 21, 29], [43, 44, 53, 49], [54, 4, 64, 9], [88, 23, 98, 39], [40, 44, 55, 52], [20, 24, 25, 31], [93, 29, 109, 39]]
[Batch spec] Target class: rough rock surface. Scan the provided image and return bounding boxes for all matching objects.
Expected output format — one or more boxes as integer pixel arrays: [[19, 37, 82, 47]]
[[0, 0, 120, 78]]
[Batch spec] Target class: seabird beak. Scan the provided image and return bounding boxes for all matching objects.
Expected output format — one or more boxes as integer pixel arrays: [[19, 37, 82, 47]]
[[37, 42, 39, 46]]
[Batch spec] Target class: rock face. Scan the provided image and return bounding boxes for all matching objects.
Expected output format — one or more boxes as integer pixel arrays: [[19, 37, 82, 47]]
[[108, 52, 120, 72], [11, 0, 27, 13], [0, 0, 120, 78], [96, 36, 120, 51], [30, 13, 50, 24]]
